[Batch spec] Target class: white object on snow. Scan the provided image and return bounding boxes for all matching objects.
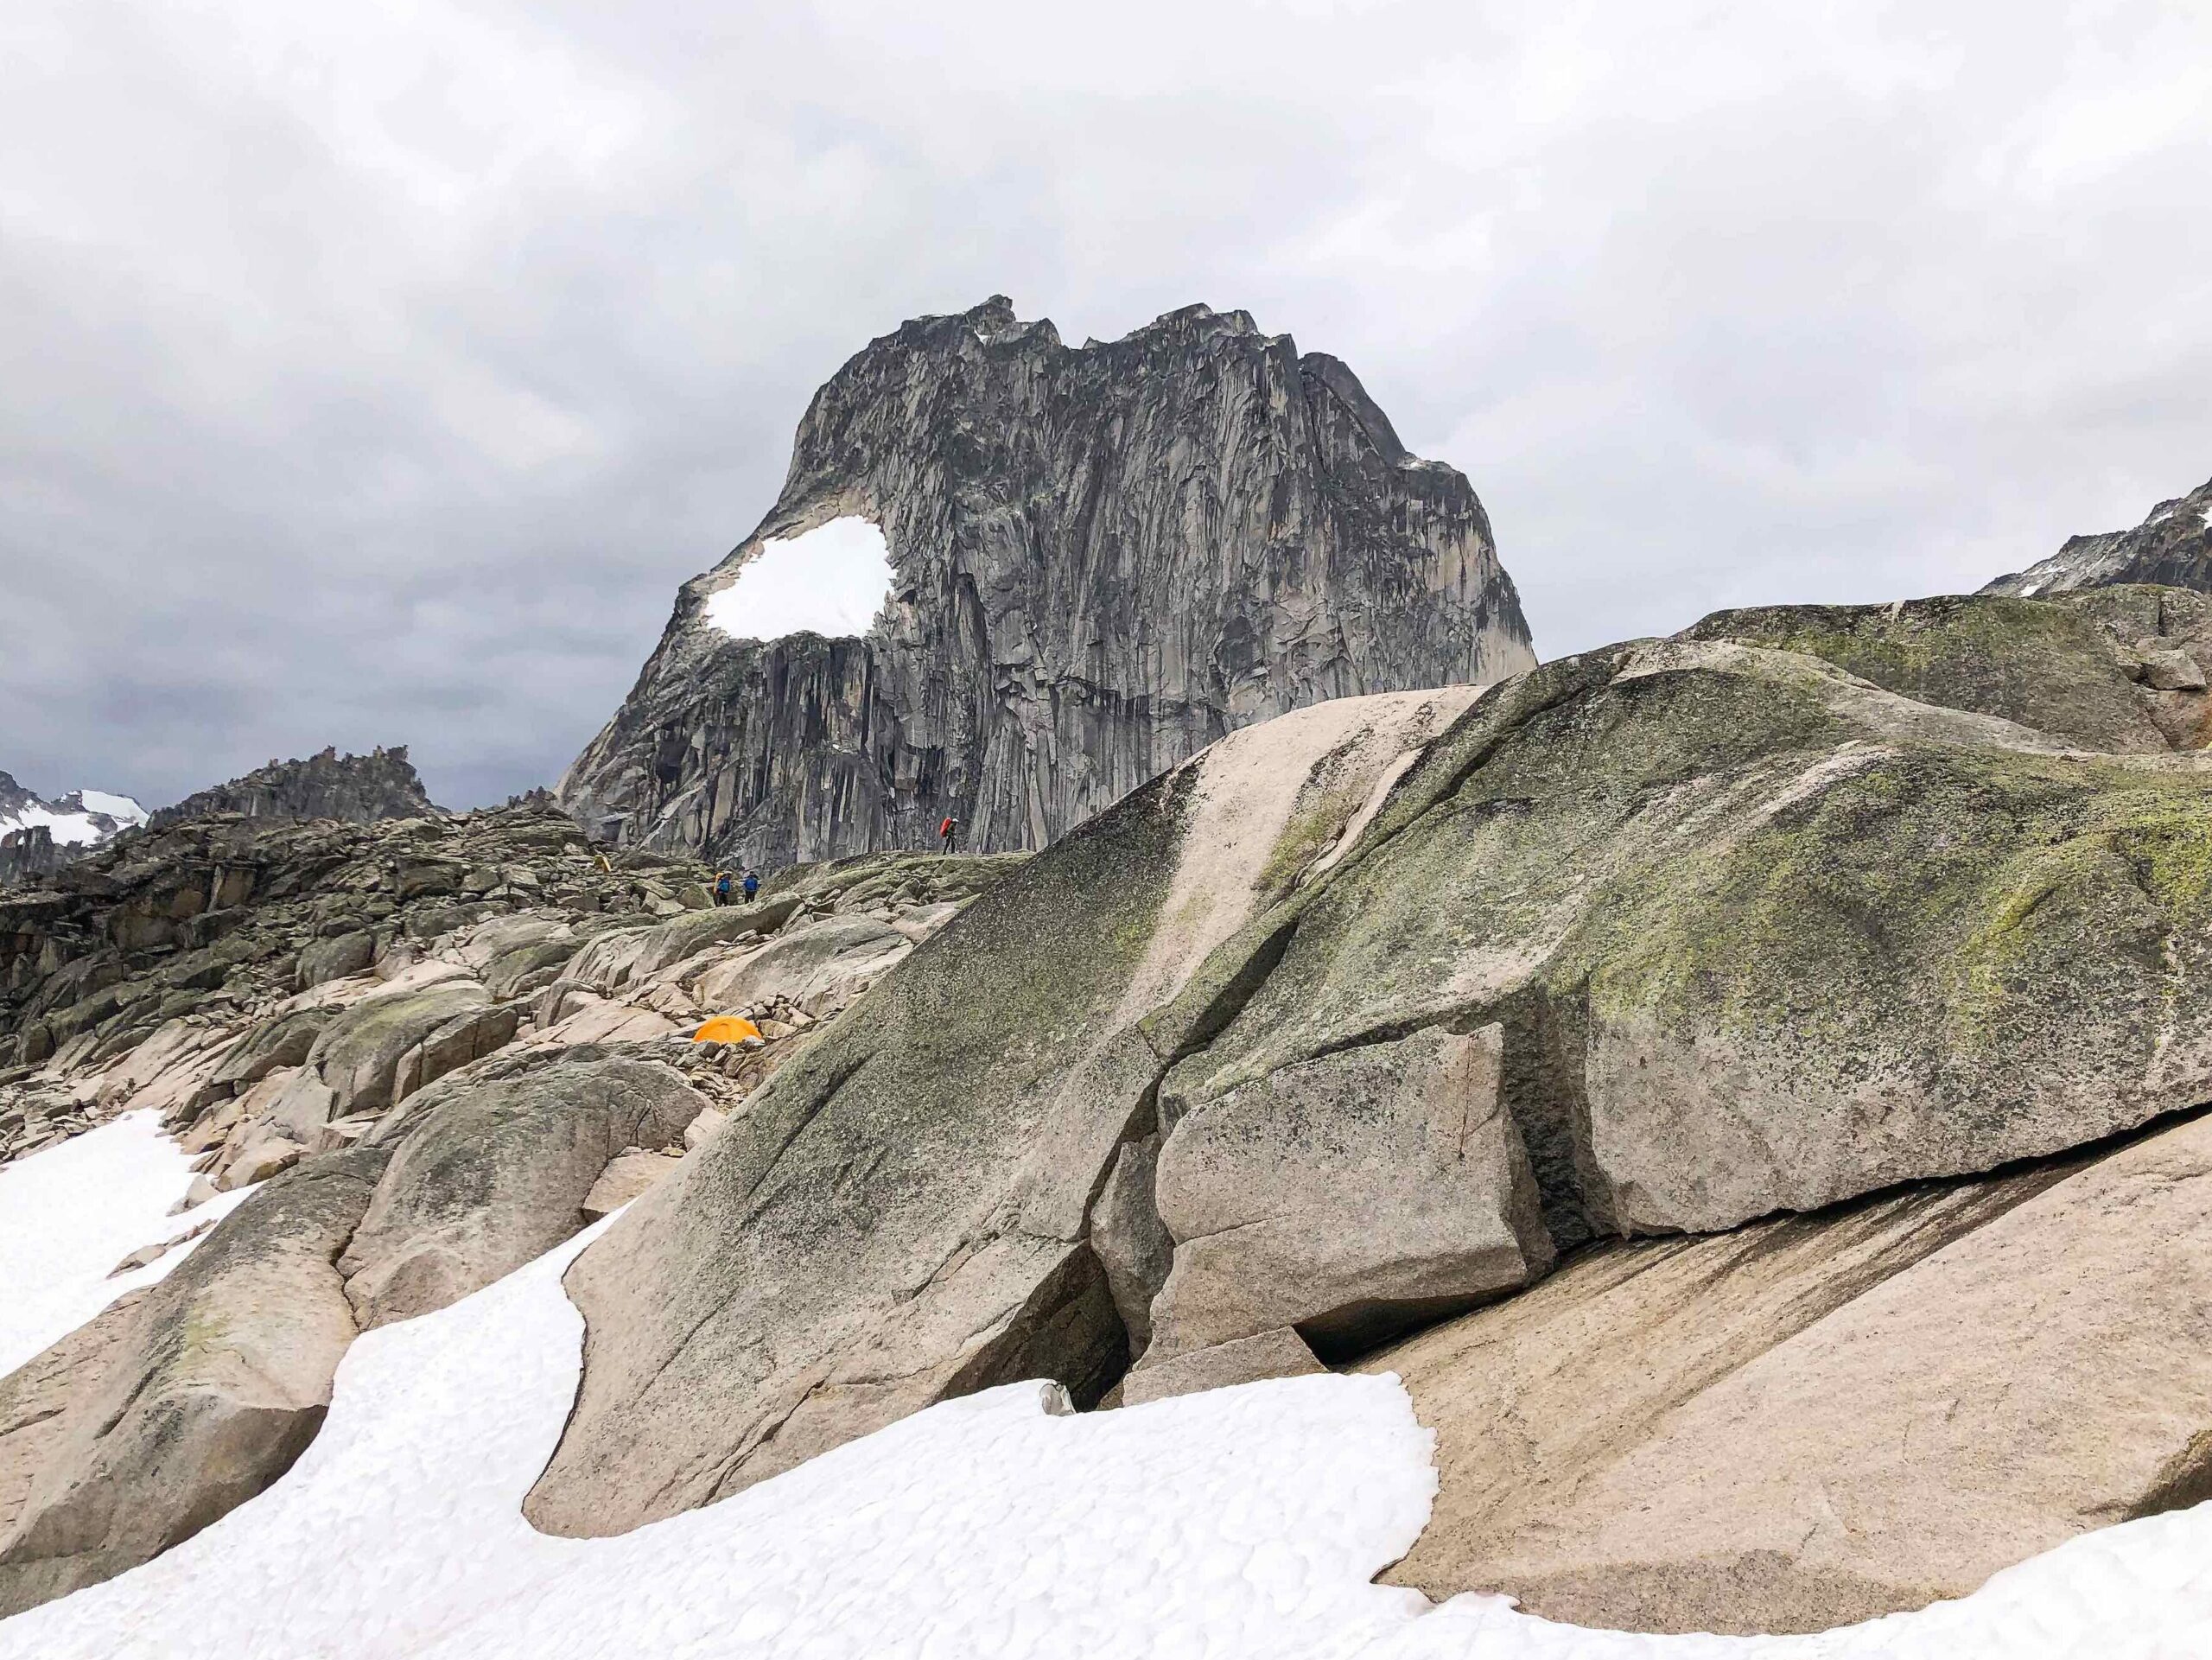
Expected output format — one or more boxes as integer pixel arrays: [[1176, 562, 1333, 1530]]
[[8, 1211, 2212, 1658], [0, 1111, 251, 1377], [701, 515, 893, 643]]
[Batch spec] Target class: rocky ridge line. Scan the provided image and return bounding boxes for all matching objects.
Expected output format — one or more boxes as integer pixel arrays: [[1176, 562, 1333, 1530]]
[[1985, 472, 2212, 596], [145, 746, 439, 832]]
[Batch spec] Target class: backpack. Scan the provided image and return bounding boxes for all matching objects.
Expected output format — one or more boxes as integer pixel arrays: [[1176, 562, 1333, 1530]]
[[939, 817, 955, 838]]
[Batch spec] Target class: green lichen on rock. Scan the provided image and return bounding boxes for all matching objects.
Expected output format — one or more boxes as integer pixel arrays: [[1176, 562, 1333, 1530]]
[[528, 767, 1197, 1536], [1166, 607, 2212, 1237], [1255, 782, 1365, 900], [1684, 593, 2164, 752]]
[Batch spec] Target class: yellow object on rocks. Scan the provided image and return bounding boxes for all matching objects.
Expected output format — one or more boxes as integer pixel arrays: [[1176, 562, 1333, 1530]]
[[692, 1016, 762, 1045]]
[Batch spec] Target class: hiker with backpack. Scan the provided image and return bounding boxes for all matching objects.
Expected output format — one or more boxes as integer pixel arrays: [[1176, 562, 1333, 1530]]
[[939, 815, 958, 855]]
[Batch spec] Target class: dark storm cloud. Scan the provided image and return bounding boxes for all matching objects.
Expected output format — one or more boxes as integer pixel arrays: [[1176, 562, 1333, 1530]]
[[3, 0, 2209, 809]]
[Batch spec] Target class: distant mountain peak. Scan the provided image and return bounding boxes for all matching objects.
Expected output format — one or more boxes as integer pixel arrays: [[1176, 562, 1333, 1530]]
[[560, 297, 1534, 867], [1985, 474, 2212, 597], [0, 771, 147, 887]]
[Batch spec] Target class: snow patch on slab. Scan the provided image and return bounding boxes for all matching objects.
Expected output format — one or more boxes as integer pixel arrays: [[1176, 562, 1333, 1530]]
[[701, 515, 893, 642], [0, 1111, 242, 1377], [73, 790, 147, 828], [8, 1199, 2212, 1657], [0, 1218, 1434, 1659]]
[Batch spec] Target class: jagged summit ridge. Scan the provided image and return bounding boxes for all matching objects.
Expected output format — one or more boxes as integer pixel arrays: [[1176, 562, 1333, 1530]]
[[559, 296, 1535, 866], [1985, 473, 2212, 596], [145, 745, 439, 831]]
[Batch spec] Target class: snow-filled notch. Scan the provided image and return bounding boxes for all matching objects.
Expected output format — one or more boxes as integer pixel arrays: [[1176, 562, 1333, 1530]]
[[702, 516, 893, 643]]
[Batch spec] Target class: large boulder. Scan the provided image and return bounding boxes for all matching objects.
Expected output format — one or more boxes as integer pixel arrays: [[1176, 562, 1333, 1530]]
[[690, 914, 912, 1018], [204, 1006, 334, 1096], [524, 687, 1478, 1536], [339, 1051, 709, 1330], [1145, 1024, 1551, 1366], [0, 1149, 385, 1616], [0, 1295, 148, 1554], [562, 907, 778, 996], [295, 930, 375, 989], [1367, 1109, 2212, 1634], [303, 978, 492, 1117], [1163, 631, 2212, 1243]]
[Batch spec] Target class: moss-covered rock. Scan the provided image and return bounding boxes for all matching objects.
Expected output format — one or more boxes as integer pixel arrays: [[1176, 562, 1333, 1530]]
[[1682, 593, 2166, 752], [525, 689, 1475, 1537], [341, 1050, 707, 1330], [1168, 627, 2212, 1240]]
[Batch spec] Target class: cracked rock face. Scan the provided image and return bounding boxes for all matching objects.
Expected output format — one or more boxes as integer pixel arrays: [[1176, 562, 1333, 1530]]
[[1370, 1107, 2212, 1635], [557, 296, 1535, 867], [1985, 473, 2212, 597]]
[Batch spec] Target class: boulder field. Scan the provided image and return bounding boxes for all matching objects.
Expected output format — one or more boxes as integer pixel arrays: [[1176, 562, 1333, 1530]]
[[6, 586, 2212, 1635]]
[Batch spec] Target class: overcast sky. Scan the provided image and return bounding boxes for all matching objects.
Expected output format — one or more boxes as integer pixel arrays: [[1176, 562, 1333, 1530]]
[[3, 0, 2209, 810]]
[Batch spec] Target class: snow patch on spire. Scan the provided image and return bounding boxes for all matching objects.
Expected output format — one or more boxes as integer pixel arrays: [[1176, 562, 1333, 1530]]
[[702, 516, 893, 643]]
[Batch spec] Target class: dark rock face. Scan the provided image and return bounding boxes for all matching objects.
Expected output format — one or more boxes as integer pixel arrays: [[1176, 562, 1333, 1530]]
[[1985, 474, 2212, 595], [559, 296, 1535, 867], [146, 746, 438, 831], [0, 830, 60, 892]]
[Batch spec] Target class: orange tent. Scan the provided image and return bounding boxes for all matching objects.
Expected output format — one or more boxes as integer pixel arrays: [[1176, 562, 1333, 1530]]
[[692, 1015, 762, 1044]]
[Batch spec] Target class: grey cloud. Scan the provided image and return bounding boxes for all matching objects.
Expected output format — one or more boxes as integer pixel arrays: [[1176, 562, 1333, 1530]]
[[2, 0, 2209, 808]]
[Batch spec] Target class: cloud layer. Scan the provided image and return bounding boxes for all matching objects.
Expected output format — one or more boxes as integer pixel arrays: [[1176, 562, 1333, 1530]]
[[3, 0, 2209, 808]]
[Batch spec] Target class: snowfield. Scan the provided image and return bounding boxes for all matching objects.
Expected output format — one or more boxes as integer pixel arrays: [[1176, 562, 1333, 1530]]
[[0, 788, 146, 849], [3, 1172, 2210, 1657], [0, 1111, 253, 1377], [702, 516, 894, 642]]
